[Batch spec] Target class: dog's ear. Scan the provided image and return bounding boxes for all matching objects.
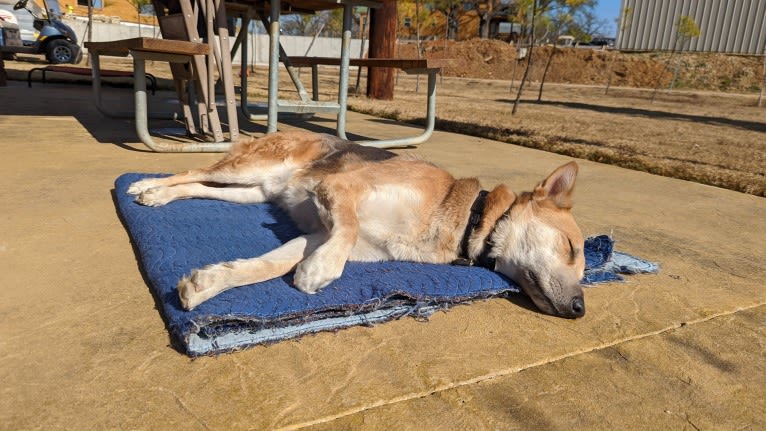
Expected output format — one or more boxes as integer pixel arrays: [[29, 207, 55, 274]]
[[533, 162, 578, 209]]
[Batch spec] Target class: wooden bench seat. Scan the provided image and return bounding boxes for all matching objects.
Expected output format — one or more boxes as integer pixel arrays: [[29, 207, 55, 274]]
[[84, 37, 209, 58], [287, 56, 450, 72], [27, 65, 158, 95]]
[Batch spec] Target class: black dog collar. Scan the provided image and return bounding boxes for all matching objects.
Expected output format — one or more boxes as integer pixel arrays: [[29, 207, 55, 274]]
[[453, 190, 496, 269]]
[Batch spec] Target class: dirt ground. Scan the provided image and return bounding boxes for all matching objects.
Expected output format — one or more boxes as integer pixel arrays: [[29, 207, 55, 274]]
[[3, 43, 766, 430], [243, 42, 766, 197], [399, 39, 766, 93], [7, 37, 765, 196], [346, 74, 766, 197], [3, 78, 766, 430]]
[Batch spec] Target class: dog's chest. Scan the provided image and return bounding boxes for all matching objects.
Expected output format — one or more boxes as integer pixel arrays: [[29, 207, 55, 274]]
[[351, 185, 458, 262]]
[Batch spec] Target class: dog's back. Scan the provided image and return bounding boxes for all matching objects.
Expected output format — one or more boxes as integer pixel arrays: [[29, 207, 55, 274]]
[[252, 133, 478, 263]]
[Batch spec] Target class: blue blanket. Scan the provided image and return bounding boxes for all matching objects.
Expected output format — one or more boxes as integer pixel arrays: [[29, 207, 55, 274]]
[[114, 173, 658, 356]]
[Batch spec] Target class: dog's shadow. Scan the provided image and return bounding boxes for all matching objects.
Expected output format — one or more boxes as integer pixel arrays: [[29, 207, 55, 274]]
[[262, 205, 305, 243], [504, 293, 542, 314]]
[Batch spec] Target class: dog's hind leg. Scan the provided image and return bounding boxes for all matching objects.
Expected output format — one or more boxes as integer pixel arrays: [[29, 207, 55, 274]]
[[178, 233, 326, 310], [127, 169, 236, 196], [128, 132, 333, 196]]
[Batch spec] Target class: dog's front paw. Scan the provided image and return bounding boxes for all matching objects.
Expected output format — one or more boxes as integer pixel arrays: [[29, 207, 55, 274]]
[[127, 178, 163, 195], [177, 265, 226, 310], [135, 187, 173, 207], [294, 256, 344, 294]]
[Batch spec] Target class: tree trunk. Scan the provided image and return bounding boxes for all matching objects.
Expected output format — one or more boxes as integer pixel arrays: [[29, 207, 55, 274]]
[[367, 0, 397, 100], [479, 2, 494, 39], [604, 51, 616, 95], [538, 44, 557, 102], [512, 0, 537, 115], [651, 50, 675, 103]]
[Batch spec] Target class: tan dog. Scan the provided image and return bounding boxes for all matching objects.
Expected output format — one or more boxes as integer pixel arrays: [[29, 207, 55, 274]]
[[127, 132, 586, 318]]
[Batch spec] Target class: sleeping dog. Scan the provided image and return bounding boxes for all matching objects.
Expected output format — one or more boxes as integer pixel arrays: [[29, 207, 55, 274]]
[[128, 131, 586, 318]]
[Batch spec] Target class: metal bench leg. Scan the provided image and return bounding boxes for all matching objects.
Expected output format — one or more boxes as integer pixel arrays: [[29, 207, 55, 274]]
[[132, 52, 232, 152], [28, 67, 45, 87], [91, 53, 135, 118], [356, 69, 437, 149], [146, 73, 157, 95], [90, 53, 177, 120], [238, 15, 268, 122], [335, 3, 353, 140], [266, 0, 280, 133]]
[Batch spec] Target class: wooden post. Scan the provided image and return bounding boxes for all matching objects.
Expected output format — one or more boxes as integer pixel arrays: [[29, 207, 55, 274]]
[[366, 0, 397, 100]]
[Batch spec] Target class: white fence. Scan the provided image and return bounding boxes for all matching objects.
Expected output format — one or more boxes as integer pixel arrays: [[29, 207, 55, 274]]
[[65, 15, 367, 65]]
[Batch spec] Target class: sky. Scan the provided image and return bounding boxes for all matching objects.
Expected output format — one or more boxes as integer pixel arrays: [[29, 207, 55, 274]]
[[594, 0, 623, 37]]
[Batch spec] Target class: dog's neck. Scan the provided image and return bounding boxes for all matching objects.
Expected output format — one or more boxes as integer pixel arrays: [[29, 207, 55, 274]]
[[453, 187, 514, 269]]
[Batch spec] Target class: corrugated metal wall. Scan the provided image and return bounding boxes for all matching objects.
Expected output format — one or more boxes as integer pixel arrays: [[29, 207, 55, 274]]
[[617, 0, 766, 54]]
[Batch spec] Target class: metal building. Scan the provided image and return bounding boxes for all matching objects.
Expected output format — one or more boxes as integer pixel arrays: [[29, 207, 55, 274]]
[[616, 0, 766, 54]]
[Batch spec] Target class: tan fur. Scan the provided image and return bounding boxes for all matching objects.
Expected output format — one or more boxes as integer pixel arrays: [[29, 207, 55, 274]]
[[128, 132, 587, 318]]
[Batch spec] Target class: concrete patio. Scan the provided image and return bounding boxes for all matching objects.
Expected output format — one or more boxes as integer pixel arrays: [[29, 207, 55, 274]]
[[1, 68, 764, 430]]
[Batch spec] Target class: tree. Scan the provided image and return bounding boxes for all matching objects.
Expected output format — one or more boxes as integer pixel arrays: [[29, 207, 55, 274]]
[[565, 7, 608, 43], [473, 1, 504, 39], [537, 12, 572, 102], [416, 1, 512, 40], [511, 0, 536, 115], [511, 0, 594, 114], [536, 1, 604, 102], [281, 13, 319, 36], [429, 0, 463, 40], [130, 0, 152, 37], [651, 15, 700, 102], [605, 6, 632, 95], [395, 0, 432, 39]]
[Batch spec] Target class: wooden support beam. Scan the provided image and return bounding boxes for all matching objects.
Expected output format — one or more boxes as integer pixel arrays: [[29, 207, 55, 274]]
[[366, 0, 396, 100]]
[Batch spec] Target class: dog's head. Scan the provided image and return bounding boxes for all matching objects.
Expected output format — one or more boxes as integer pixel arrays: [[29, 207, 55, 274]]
[[488, 162, 586, 318]]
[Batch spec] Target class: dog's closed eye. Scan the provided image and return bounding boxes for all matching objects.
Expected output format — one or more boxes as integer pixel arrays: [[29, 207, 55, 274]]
[[567, 237, 579, 265]]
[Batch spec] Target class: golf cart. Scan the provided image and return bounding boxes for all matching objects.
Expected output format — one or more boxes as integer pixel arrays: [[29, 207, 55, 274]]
[[0, 0, 81, 63]]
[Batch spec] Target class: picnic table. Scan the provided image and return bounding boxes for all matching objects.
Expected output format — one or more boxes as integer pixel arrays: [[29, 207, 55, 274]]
[[85, 0, 447, 152]]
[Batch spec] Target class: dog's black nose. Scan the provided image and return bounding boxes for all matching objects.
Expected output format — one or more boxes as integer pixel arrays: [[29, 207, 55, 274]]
[[570, 296, 585, 317]]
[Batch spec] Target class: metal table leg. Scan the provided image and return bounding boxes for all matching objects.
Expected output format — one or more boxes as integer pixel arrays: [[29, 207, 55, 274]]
[[266, 0, 280, 133], [336, 3, 353, 140], [355, 68, 437, 148], [131, 50, 233, 152], [90, 52, 177, 120]]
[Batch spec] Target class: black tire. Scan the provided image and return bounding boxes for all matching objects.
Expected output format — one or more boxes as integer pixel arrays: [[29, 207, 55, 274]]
[[46, 39, 77, 64]]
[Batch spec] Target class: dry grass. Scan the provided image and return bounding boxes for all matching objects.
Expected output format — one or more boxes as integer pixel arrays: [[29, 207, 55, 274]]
[[283, 69, 765, 197], [9, 55, 763, 196]]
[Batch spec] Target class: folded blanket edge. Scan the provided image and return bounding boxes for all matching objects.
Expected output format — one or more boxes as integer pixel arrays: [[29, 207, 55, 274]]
[[181, 288, 519, 356]]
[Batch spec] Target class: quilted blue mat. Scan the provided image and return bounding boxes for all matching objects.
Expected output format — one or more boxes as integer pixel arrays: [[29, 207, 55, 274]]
[[114, 173, 659, 356]]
